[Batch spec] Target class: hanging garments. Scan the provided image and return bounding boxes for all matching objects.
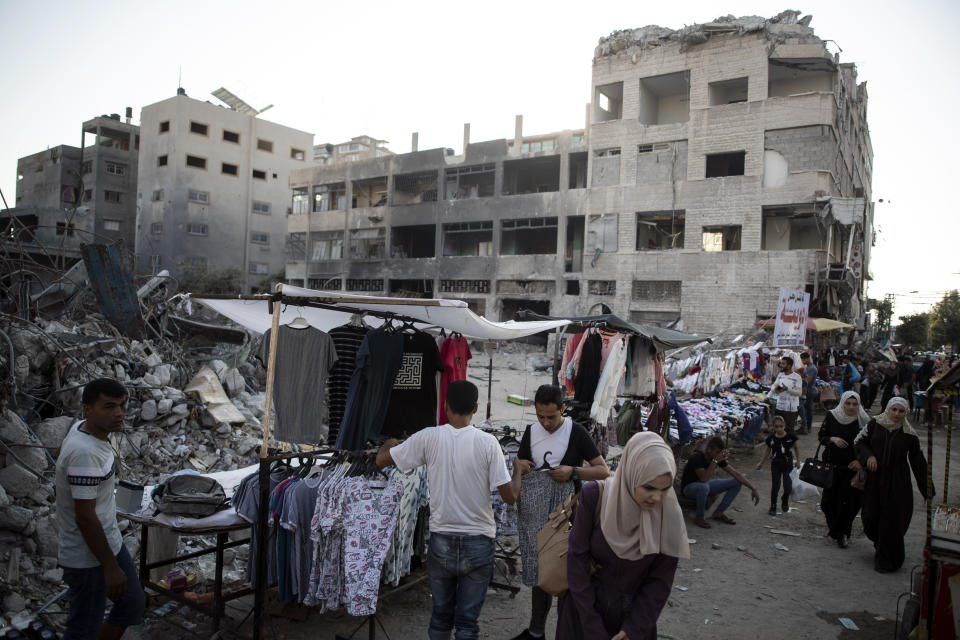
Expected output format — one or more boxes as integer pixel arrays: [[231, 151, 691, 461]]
[[574, 333, 603, 403], [382, 330, 443, 437], [327, 324, 370, 444], [335, 327, 404, 450], [438, 335, 472, 424], [259, 326, 338, 444], [590, 338, 628, 423]]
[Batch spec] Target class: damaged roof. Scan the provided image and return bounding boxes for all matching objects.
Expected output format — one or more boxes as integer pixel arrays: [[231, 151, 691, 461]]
[[595, 9, 823, 59]]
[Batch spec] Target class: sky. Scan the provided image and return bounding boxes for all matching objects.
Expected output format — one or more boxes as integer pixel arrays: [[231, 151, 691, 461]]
[[2, 0, 957, 322]]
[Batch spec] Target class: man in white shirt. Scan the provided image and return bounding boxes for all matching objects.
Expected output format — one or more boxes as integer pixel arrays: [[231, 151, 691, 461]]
[[771, 356, 803, 435], [377, 380, 519, 640]]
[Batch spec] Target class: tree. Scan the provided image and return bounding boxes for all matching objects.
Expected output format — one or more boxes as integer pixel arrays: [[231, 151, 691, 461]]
[[930, 289, 960, 353], [869, 297, 894, 336], [896, 313, 929, 349], [177, 266, 243, 294]]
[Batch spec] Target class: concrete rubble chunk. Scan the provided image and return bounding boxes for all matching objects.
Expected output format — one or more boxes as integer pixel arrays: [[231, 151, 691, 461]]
[[0, 505, 34, 532], [34, 416, 75, 449], [0, 484, 10, 507], [210, 360, 229, 381], [185, 367, 245, 425], [0, 463, 40, 498], [143, 353, 162, 368], [155, 364, 172, 386], [223, 368, 245, 397], [0, 409, 34, 445], [34, 515, 58, 557], [143, 372, 162, 387], [14, 355, 30, 385], [157, 398, 173, 415], [41, 567, 64, 583], [3, 592, 25, 614], [140, 400, 158, 422]]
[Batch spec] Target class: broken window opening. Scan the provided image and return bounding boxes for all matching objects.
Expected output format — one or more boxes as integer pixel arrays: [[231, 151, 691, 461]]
[[588, 280, 616, 296], [307, 277, 341, 291], [291, 187, 309, 215], [502, 156, 560, 195], [569, 152, 588, 189], [761, 206, 823, 250], [631, 280, 681, 304], [151, 189, 164, 202], [285, 232, 306, 261], [393, 171, 438, 205], [313, 183, 346, 212], [586, 214, 618, 259], [351, 176, 388, 208], [55, 222, 75, 237], [105, 162, 126, 177], [345, 279, 383, 293], [496, 280, 556, 295], [767, 61, 834, 98], [389, 279, 434, 298], [565, 216, 585, 273], [257, 139, 273, 152], [442, 221, 493, 257], [500, 217, 558, 255], [566, 280, 580, 296], [439, 279, 490, 295], [520, 139, 556, 153], [391, 224, 436, 259], [348, 227, 385, 260], [104, 190, 121, 204], [500, 298, 550, 324], [310, 230, 344, 261], [705, 152, 745, 178], [636, 211, 685, 250], [594, 82, 623, 122], [638, 71, 690, 125], [708, 77, 749, 106], [291, 148, 305, 161], [702, 225, 741, 252], [445, 164, 495, 200]]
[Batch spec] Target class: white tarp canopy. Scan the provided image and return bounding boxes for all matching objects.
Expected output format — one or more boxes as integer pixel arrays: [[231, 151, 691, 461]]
[[192, 284, 571, 340]]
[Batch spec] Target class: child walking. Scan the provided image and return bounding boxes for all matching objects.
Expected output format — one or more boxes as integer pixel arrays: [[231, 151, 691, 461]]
[[756, 416, 801, 515]]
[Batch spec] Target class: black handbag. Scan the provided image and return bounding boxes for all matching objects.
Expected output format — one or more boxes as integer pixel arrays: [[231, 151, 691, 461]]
[[799, 444, 836, 489]]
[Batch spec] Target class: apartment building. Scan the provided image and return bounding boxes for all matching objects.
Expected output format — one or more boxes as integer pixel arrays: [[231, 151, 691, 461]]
[[314, 135, 392, 165], [285, 11, 873, 335], [135, 90, 313, 291], [2, 112, 139, 274]]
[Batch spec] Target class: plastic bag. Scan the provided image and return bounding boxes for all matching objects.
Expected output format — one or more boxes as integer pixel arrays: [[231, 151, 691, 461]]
[[790, 467, 820, 501]]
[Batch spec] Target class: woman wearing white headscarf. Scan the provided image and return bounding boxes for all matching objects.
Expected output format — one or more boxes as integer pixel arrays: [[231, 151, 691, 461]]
[[817, 390, 871, 548], [854, 397, 931, 572], [556, 432, 689, 640]]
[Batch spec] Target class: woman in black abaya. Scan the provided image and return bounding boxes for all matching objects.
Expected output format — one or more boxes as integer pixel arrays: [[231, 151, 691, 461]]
[[854, 397, 931, 573]]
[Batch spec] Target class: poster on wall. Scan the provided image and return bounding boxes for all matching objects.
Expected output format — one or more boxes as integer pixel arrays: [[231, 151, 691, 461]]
[[773, 287, 810, 347]]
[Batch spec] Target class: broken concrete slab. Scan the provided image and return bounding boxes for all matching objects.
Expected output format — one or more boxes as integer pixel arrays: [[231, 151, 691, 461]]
[[140, 400, 158, 421], [0, 463, 40, 498], [33, 416, 75, 449], [184, 367, 245, 425]]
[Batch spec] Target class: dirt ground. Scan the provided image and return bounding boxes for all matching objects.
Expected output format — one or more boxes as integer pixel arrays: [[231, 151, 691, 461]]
[[134, 351, 960, 640]]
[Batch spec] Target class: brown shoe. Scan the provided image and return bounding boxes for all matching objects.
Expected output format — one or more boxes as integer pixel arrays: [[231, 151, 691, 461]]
[[693, 517, 712, 529]]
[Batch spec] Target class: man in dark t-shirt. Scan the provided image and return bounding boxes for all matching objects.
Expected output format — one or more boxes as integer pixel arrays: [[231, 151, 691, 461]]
[[510, 385, 609, 640], [681, 436, 759, 529]]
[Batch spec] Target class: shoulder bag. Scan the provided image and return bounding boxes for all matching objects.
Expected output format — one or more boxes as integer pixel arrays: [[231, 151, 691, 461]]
[[798, 443, 835, 489], [536, 482, 603, 596]]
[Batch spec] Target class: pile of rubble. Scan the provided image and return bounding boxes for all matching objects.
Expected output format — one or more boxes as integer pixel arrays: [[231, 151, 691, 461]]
[[0, 312, 270, 627]]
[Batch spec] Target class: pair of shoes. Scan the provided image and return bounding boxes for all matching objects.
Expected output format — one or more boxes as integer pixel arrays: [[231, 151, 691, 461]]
[[768, 506, 778, 516], [510, 630, 543, 640], [693, 517, 712, 529], [712, 513, 737, 525], [838, 535, 849, 548]]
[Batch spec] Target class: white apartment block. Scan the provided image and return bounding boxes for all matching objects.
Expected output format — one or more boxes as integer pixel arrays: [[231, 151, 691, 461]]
[[136, 91, 313, 291]]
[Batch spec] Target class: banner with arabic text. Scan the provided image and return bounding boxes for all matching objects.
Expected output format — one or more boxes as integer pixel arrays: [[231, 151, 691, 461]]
[[773, 287, 810, 347]]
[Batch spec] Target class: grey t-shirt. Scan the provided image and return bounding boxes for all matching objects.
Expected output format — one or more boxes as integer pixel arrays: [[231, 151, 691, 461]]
[[55, 421, 124, 568], [279, 476, 322, 600], [260, 326, 338, 444]]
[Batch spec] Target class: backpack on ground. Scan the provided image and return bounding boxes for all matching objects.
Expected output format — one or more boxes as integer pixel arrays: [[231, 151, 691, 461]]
[[154, 474, 228, 517]]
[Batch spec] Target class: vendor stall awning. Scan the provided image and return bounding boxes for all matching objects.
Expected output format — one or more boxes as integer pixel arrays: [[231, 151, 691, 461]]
[[516, 311, 707, 351], [192, 285, 571, 340]]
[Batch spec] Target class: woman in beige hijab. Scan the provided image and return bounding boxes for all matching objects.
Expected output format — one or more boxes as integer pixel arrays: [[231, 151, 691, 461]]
[[854, 397, 930, 572], [556, 432, 689, 640]]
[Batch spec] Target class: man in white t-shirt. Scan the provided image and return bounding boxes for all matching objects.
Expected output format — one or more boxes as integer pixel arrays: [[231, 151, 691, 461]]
[[770, 356, 803, 435], [377, 380, 518, 640], [55, 378, 145, 640]]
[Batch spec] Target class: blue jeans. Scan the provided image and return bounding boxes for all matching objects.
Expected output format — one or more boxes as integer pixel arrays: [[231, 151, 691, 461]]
[[62, 546, 145, 640], [802, 393, 816, 430], [427, 533, 495, 640], [682, 479, 742, 518]]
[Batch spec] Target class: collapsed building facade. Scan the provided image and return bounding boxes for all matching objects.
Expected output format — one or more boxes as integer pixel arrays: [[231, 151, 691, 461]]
[[285, 11, 873, 335]]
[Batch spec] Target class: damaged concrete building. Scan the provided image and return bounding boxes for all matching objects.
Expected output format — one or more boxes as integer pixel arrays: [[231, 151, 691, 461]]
[[135, 90, 313, 290], [2, 113, 140, 277], [285, 10, 873, 335]]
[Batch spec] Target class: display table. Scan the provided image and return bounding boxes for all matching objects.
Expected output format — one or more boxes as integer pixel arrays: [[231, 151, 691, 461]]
[[119, 512, 252, 632]]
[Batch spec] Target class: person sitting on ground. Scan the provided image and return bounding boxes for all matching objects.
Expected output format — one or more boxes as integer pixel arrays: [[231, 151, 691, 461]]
[[510, 385, 610, 640], [755, 416, 801, 516], [771, 356, 803, 434], [56, 378, 145, 640], [555, 432, 689, 640], [680, 436, 760, 529], [376, 380, 519, 640]]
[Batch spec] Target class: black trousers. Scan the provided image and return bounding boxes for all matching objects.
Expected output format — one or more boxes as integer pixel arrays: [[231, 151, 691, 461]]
[[770, 458, 793, 507], [821, 467, 862, 539]]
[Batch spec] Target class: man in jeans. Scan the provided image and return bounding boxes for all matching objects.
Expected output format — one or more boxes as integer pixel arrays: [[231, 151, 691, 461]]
[[771, 356, 803, 434], [681, 437, 759, 529], [377, 380, 520, 639], [799, 351, 819, 434], [55, 378, 145, 640]]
